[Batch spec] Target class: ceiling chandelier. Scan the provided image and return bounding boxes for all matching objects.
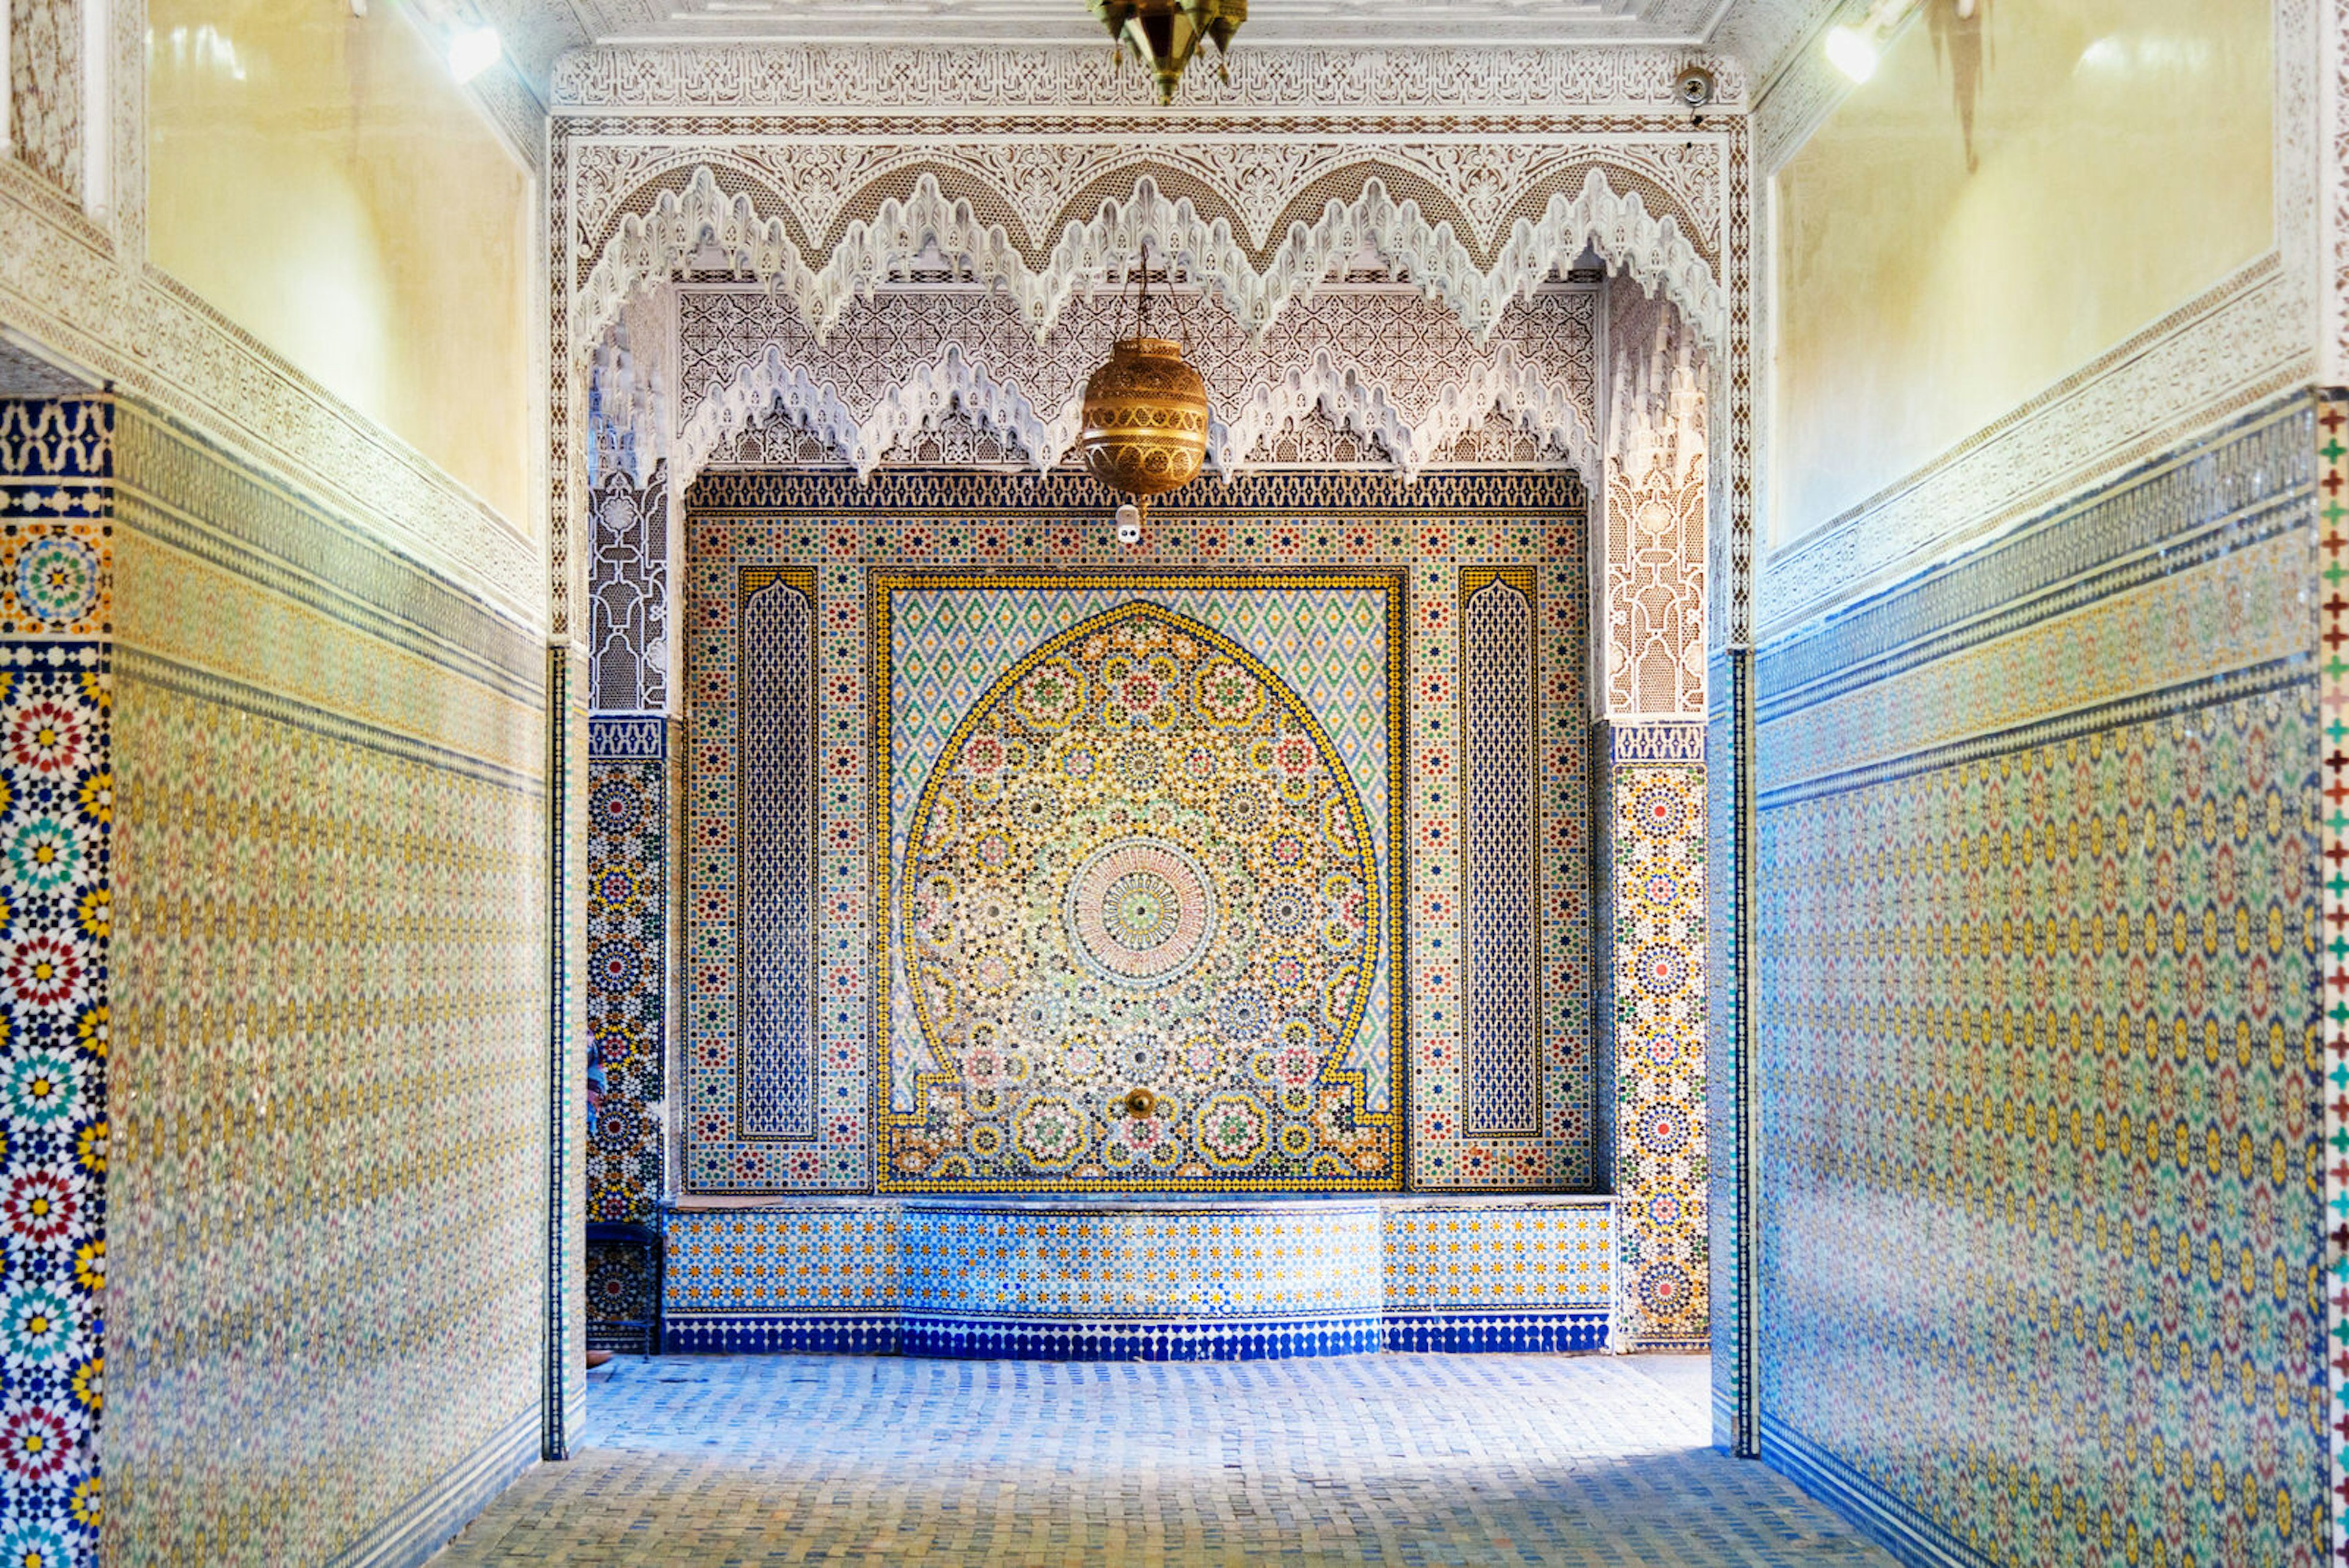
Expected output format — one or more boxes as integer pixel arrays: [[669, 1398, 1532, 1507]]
[[1089, 0, 1247, 105], [1077, 247, 1210, 524]]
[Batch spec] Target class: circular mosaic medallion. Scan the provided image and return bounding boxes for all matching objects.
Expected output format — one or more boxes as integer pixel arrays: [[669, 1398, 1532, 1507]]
[[1064, 836, 1219, 987], [12, 537, 98, 626]]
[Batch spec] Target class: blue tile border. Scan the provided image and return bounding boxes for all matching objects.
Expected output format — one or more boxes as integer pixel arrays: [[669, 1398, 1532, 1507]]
[[1381, 1310, 1608, 1353], [1759, 1416, 1990, 1568], [899, 1313, 1387, 1361], [664, 1309, 1620, 1360], [587, 713, 666, 760], [666, 1313, 904, 1355], [328, 1411, 540, 1568], [1606, 721, 1705, 763]]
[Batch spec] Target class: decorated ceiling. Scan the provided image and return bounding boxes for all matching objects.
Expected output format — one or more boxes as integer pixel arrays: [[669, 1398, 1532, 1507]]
[[477, 0, 1844, 86]]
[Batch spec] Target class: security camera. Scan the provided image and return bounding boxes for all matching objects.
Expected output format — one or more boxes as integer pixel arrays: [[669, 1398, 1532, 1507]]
[[1675, 65, 1716, 111]]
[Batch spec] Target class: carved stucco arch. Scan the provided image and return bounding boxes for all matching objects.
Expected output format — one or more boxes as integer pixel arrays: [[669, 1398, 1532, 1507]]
[[675, 338, 1601, 487], [573, 159, 1726, 363]]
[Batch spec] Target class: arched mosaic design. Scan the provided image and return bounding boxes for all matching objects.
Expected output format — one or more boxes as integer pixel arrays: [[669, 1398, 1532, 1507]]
[[740, 568, 818, 1139], [888, 600, 1395, 1189], [1461, 568, 1541, 1138]]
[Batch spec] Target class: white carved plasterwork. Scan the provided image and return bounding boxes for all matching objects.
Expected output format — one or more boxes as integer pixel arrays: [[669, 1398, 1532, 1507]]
[[1754, 0, 2320, 637], [11, 0, 81, 199], [1603, 279, 1707, 718], [571, 148, 1727, 366], [588, 459, 669, 712], [590, 303, 670, 489], [549, 43, 1748, 113], [696, 391, 1586, 470], [667, 283, 1597, 485], [547, 79, 1749, 644], [2327, 0, 2349, 383]]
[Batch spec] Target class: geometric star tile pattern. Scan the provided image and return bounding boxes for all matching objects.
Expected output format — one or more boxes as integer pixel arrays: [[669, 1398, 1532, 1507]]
[[874, 579, 1401, 1191], [1601, 738, 1707, 1352], [2315, 387, 2349, 1567]]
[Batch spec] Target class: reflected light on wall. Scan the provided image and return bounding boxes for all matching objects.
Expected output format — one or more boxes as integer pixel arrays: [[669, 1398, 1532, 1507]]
[[447, 24, 499, 83], [155, 23, 247, 80], [2076, 33, 2216, 78], [1824, 25, 1880, 82]]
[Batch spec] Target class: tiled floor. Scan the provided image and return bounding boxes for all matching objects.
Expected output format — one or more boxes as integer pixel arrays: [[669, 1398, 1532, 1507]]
[[437, 1353, 1893, 1566]]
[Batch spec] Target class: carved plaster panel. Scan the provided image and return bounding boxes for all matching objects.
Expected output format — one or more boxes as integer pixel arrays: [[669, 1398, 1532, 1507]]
[[11, 0, 81, 199], [668, 283, 1598, 485], [569, 144, 1728, 363], [549, 43, 1748, 111], [1602, 278, 1707, 718], [547, 94, 1748, 645], [2328, 0, 2349, 382]]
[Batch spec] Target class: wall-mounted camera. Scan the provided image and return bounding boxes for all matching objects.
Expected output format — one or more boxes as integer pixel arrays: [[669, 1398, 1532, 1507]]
[[1675, 65, 1716, 113]]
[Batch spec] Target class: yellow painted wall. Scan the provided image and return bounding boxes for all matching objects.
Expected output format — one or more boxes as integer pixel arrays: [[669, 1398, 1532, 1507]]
[[146, 1, 539, 533], [1770, 0, 2274, 540]]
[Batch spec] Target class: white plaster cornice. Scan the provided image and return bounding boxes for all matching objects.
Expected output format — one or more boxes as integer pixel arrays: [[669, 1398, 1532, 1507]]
[[548, 42, 1749, 111]]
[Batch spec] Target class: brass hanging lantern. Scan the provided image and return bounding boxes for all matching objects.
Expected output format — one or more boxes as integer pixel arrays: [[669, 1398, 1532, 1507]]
[[1078, 244, 1211, 515], [1090, 0, 1247, 105], [1078, 336, 1209, 500]]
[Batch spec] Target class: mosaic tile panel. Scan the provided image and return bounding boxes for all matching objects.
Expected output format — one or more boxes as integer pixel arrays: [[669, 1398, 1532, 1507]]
[[1705, 646, 1751, 1454], [103, 407, 546, 1564], [874, 581, 1401, 1192], [740, 570, 818, 1140], [1381, 1199, 1612, 1307], [587, 1238, 660, 1356], [0, 397, 111, 1568], [898, 1201, 1383, 1319], [681, 469, 1592, 1195], [2317, 390, 2349, 1567], [588, 719, 667, 1226], [1461, 568, 1541, 1138], [664, 1195, 1611, 1358], [587, 718, 670, 1356], [0, 650, 108, 1568], [1753, 396, 2324, 1568], [549, 655, 589, 1460], [1598, 725, 1707, 1353]]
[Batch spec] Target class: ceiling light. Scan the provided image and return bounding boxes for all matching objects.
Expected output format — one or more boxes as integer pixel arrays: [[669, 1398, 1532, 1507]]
[[448, 24, 501, 84], [1824, 24, 1879, 83], [1091, 0, 1246, 106]]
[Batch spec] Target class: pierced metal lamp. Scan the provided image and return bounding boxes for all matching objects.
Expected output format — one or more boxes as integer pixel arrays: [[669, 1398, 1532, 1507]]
[[1089, 0, 1247, 105]]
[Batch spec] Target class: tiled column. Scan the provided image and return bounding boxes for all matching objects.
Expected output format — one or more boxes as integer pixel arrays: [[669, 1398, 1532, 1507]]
[[0, 396, 111, 1566], [545, 648, 587, 1457], [2316, 389, 2348, 1564], [1593, 725, 1708, 1350], [585, 715, 670, 1350], [1595, 282, 1712, 1353]]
